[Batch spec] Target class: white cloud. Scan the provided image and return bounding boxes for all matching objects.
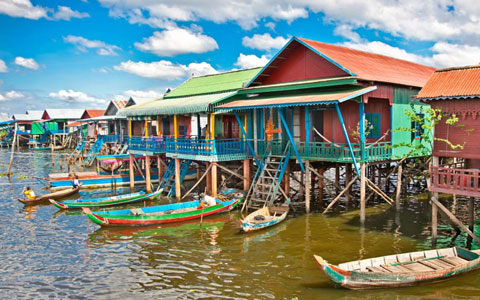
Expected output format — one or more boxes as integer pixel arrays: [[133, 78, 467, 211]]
[[0, 0, 47, 19], [0, 59, 7, 72], [234, 53, 269, 69], [0, 90, 24, 101], [92, 68, 109, 73], [115, 90, 164, 102], [99, 0, 308, 29], [334, 24, 361, 43], [14, 57, 39, 70], [135, 26, 218, 57], [49, 89, 106, 103], [242, 33, 288, 51], [53, 6, 90, 20], [114, 60, 217, 80], [64, 35, 120, 56]]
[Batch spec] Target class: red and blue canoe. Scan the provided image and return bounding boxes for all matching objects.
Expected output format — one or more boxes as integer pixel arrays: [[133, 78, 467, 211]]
[[83, 195, 241, 227], [49, 190, 161, 209]]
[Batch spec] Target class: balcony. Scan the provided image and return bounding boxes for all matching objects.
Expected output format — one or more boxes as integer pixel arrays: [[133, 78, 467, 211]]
[[100, 135, 127, 144], [430, 163, 480, 198], [128, 136, 166, 155], [165, 137, 249, 162]]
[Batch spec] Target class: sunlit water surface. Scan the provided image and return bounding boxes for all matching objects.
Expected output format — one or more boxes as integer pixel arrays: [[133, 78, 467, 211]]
[[0, 149, 479, 299]]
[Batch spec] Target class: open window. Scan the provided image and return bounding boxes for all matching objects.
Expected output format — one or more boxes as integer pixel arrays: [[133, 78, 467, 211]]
[[365, 113, 381, 139]]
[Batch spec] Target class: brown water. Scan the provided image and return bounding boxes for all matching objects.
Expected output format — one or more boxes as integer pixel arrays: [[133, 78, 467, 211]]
[[1, 150, 480, 299]]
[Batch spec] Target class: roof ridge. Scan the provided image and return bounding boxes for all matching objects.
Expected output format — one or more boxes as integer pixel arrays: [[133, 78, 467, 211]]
[[187, 67, 262, 80], [436, 64, 480, 72]]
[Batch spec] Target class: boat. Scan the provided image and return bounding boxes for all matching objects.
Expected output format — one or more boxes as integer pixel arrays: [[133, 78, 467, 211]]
[[49, 190, 162, 209], [314, 246, 480, 290], [29, 145, 65, 151], [241, 201, 290, 232], [82, 194, 242, 227], [18, 186, 80, 205]]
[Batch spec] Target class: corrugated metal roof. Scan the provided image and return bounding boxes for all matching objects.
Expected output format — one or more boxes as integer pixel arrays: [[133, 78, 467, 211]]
[[43, 109, 85, 120], [26, 110, 44, 119], [217, 86, 376, 110], [13, 114, 39, 121], [83, 109, 105, 119], [297, 38, 436, 88], [416, 65, 480, 99], [164, 68, 261, 98], [119, 91, 237, 117], [113, 100, 127, 109]]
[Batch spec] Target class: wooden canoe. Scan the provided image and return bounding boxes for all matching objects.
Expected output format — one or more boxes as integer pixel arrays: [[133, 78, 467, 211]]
[[49, 190, 161, 209], [83, 196, 241, 227], [241, 203, 289, 232], [314, 247, 480, 290], [18, 186, 80, 205]]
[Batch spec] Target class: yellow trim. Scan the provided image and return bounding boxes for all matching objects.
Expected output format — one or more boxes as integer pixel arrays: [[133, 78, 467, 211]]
[[210, 114, 215, 139]]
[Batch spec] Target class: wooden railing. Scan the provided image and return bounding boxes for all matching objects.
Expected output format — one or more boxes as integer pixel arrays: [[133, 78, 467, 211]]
[[430, 165, 480, 197], [165, 137, 246, 157], [129, 136, 166, 153]]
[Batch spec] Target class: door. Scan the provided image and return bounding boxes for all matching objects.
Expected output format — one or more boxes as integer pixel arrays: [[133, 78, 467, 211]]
[[311, 110, 324, 142]]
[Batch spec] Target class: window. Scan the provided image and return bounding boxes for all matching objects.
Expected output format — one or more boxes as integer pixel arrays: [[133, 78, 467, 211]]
[[412, 113, 425, 139], [365, 113, 381, 138], [179, 125, 188, 137]]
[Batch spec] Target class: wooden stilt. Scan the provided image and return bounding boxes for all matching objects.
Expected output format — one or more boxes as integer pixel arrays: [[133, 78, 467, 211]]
[[284, 161, 290, 195], [345, 163, 352, 204], [211, 162, 217, 197], [318, 167, 324, 205], [182, 164, 212, 200], [206, 162, 212, 194], [395, 164, 402, 210], [468, 197, 475, 248], [305, 160, 311, 213], [157, 155, 163, 185], [335, 163, 340, 191], [175, 158, 181, 200], [243, 159, 250, 191], [7, 124, 17, 175], [360, 163, 366, 223], [145, 155, 152, 193], [129, 154, 135, 191], [323, 175, 358, 214]]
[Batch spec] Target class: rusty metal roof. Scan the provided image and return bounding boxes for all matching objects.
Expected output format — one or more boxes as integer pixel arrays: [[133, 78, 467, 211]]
[[298, 38, 436, 88], [416, 65, 480, 99], [216, 86, 376, 110]]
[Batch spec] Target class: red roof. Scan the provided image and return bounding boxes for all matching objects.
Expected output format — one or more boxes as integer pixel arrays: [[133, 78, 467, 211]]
[[416, 65, 480, 99], [83, 109, 105, 119], [298, 38, 436, 88], [113, 100, 127, 110], [66, 121, 87, 127]]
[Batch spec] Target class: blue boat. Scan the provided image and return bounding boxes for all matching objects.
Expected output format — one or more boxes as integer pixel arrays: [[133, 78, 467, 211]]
[[50, 190, 161, 209], [241, 201, 290, 232]]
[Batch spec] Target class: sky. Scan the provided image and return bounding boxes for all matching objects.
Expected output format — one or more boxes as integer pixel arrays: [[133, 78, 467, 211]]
[[1, 0, 480, 116]]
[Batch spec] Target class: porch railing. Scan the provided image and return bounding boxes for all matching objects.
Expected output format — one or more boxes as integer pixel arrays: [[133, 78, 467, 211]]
[[430, 165, 480, 197], [165, 137, 247, 157], [129, 136, 166, 153]]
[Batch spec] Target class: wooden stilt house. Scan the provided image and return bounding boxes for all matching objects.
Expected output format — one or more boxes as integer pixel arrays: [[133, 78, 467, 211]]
[[417, 65, 480, 244], [118, 68, 261, 197], [216, 37, 436, 216]]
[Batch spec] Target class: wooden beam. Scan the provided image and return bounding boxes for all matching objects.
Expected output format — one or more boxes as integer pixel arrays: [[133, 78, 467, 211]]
[[216, 163, 246, 181], [175, 158, 181, 199], [323, 175, 358, 214], [396, 164, 403, 209], [243, 159, 250, 191], [431, 196, 480, 244], [129, 154, 135, 191], [335, 103, 360, 177], [360, 163, 366, 223], [305, 160, 311, 213], [145, 155, 151, 193], [182, 164, 212, 200], [211, 162, 217, 197]]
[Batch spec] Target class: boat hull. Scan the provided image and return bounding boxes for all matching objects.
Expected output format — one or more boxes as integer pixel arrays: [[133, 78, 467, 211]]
[[314, 247, 480, 290], [18, 187, 80, 205], [242, 205, 289, 232], [84, 198, 240, 227], [50, 190, 161, 209], [49, 173, 160, 191]]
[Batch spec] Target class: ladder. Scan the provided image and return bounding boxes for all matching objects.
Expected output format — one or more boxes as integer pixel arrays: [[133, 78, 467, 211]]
[[69, 139, 86, 162], [83, 136, 105, 166], [244, 142, 291, 210], [159, 159, 192, 197]]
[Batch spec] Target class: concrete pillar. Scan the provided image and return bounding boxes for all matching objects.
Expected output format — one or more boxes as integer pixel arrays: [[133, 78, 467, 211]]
[[129, 154, 135, 191], [175, 158, 181, 200], [145, 155, 151, 193]]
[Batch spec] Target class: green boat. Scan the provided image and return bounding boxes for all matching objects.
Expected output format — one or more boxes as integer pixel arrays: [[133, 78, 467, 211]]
[[314, 247, 480, 290], [49, 190, 161, 209], [83, 195, 241, 227]]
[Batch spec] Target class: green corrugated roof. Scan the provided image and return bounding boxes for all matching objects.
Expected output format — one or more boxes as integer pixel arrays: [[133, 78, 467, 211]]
[[164, 68, 261, 98], [118, 91, 237, 117]]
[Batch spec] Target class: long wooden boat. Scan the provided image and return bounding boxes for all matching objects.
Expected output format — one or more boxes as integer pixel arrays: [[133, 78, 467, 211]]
[[18, 186, 80, 205], [29, 145, 64, 151], [82, 195, 242, 227], [241, 202, 289, 232], [314, 247, 480, 290], [49, 190, 161, 209]]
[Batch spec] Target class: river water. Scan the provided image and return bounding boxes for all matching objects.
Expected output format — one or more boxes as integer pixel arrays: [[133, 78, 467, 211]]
[[1, 149, 479, 299]]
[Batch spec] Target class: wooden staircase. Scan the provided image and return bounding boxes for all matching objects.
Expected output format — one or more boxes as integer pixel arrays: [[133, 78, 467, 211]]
[[83, 137, 105, 167], [244, 142, 291, 210], [159, 159, 192, 197], [69, 139, 86, 162]]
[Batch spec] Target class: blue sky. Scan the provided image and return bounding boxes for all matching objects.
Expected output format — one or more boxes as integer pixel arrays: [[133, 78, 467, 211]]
[[1, 0, 480, 115]]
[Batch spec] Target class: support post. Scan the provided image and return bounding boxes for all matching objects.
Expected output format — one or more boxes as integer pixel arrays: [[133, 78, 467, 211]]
[[157, 115, 161, 136], [243, 159, 250, 191], [468, 197, 475, 248], [345, 163, 352, 204], [318, 167, 325, 205], [432, 156, 439, 243], [305, 160, 311, 213], [157, 155, 163, 184], [395, 164, 403, 210], [278, 110, 305, 172], [360, 163, 366, 223], [145, 155, 151, 193], [335, 163, 340, 191], [129, 154, 135, 191], [335, 103, 360, 177], [359, 101, 366, 161], [284, 161, 290, 195], [174, 115, 178, 139], [206, 162, 212, 194], [175, 158, 181, 200], [211, 162, 217, 197], [128, 120, 132, 138]]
